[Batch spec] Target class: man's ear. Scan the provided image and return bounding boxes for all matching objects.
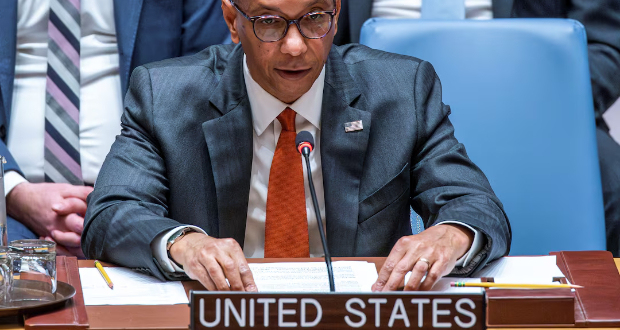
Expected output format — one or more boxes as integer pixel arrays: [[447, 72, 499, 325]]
[[333, 0, 341, 35], [221, 0, 240, 44]]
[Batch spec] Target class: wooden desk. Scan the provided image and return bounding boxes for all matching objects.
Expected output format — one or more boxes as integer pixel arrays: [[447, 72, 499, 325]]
[[84, 257, 385, 330], [83, 258, 620, 330], [2, 258, 617, 330]]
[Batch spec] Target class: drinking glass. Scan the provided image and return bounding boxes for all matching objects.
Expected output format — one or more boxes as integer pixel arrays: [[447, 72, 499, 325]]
[[0, 247, 11, 305], [9, 240, 56, 302]]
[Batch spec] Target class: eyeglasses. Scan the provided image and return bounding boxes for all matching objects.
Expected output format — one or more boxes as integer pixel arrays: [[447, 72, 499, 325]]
[[230, 0, 337, 42]]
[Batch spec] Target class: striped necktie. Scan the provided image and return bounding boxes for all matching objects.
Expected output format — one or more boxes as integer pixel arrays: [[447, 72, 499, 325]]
[[44, 0, 83, 184], [422, 0, 466, 19]]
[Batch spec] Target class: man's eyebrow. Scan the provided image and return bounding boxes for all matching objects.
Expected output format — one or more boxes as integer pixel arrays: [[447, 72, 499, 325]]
[[253, 0, 331, 14]]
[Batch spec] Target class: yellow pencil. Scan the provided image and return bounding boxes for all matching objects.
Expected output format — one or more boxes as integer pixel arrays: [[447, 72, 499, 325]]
[[451, 282, 583, 289], [94, 260, 114, 289]]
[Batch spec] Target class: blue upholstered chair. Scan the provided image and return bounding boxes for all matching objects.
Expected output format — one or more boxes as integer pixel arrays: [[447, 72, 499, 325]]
[[360, 18, 606, 255]]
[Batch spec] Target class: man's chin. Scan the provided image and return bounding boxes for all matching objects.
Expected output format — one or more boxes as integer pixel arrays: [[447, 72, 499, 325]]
[[270, 88, 310, 104]]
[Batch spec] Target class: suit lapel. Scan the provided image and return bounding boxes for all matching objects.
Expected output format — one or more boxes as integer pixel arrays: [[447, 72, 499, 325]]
[[202, 46, 253, 246], [321, 48, 370, 256], [0, 1, 17, 126], [113, 0, 144, 96]]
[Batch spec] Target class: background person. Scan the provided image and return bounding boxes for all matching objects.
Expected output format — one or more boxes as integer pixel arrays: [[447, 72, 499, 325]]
[[0, 0, 230, 255]]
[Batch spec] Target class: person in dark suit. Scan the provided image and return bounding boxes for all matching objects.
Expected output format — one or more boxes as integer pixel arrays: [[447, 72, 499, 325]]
[[82, 0, 511, 291], [0, 0, 230, 255], [334, 0, 620, 257]]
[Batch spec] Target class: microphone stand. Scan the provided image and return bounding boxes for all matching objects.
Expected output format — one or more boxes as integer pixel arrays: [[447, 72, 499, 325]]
[[301, 149, 335, 292]]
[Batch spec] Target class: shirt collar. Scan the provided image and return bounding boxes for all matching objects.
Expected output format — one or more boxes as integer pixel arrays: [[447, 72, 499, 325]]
[[243, 54, 324, 136]]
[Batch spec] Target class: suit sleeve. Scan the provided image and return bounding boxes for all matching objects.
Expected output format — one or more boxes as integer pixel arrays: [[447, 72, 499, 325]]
[[569, 0, 620, 125], [513, 0, 620, 125], [181, 0, 231, 55], [81, 66, 186, 281], [409, 61, 512, 275], [0, 139, 21, 175], [0, 87, 22, 174]]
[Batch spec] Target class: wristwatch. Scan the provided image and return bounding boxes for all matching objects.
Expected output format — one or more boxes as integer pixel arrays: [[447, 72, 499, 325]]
[[166, 228, 194, 268]]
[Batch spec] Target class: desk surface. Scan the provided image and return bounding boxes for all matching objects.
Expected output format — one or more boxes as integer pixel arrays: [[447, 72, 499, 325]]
[[2, 258, 618, 330]]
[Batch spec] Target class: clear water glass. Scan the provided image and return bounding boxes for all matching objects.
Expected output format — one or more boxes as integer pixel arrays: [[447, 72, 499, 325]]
[[9, 240, 56, 302], [0, 247, 11, 306]]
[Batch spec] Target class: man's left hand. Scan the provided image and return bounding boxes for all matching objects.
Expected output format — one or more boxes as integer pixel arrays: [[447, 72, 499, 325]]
[[372, 224, 474, 292]]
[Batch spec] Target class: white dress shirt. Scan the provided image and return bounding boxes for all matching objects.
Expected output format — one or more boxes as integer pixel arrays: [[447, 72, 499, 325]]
[[153, 55, 482, 274], [372, 0, 493, 19], [6, 0, 122, 192]]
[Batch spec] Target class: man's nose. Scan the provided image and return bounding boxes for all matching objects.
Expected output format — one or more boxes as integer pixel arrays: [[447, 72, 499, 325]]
[[280, 23, 307, 57]]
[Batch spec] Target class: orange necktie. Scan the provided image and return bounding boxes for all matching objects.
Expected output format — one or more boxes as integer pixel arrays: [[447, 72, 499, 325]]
[[264, 108, 310, 258]]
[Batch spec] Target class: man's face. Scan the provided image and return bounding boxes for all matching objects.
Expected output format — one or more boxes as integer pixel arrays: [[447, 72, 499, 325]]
[[223, 0, 340, 104]]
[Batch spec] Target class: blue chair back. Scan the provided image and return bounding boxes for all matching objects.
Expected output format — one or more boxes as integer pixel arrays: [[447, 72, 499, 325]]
[[361, 18, 606, 255]]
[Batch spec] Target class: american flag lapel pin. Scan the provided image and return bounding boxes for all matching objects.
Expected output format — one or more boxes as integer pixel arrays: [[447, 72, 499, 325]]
[[344, 120, 363, 132]]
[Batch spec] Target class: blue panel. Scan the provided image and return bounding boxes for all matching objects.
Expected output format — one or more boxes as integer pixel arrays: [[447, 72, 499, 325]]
[[361, 18, 605, 255]]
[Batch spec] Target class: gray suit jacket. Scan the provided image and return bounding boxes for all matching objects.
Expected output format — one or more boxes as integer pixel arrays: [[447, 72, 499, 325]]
[[82, 44, 511, 280]]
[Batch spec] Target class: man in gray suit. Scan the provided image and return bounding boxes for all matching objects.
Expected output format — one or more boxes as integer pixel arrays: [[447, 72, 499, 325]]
[[83, 0, 511, 291]]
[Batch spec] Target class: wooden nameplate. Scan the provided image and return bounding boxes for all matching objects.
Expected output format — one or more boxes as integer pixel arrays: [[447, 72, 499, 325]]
[[191, 291, 485, 329], [485, 251, 620, 327]]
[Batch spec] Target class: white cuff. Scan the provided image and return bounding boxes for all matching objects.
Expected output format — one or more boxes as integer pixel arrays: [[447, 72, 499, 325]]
[[151, 225, 206, 274], [435, 221, 482, 267], [4, 171, 27, 197]]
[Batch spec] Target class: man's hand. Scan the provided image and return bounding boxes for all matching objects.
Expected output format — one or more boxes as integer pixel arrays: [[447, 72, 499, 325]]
[[169, 233, 257, 292], [42, 236, 85, 258], [372, 224, 474, 292], [6, 182, 93, 256]]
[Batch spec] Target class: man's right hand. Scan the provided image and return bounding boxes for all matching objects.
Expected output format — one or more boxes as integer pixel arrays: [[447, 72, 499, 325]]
[[6, 182, 93, 255], [169, 233, 257, 292]]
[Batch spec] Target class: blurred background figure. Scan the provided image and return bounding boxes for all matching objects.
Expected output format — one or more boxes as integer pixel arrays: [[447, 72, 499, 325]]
[[0, 0, 230, 256], [334, 0, 620, 257]]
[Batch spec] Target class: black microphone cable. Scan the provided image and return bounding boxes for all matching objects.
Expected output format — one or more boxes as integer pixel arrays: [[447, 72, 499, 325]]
[[295, 131, 335, 292]]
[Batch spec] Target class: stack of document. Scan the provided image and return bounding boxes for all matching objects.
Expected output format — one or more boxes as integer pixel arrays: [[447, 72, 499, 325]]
[[473, 255, 567, 284], [79, 256, 567, 305], [249, 261, 377, 292], [79, 267, 189, 305]]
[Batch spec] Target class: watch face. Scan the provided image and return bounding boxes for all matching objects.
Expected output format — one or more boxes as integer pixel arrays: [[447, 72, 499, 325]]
[[167, 229, 191, 250]]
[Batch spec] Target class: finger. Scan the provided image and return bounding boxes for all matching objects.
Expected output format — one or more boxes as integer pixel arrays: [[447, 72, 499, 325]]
[[238, 259, 257, 292], [204, 258, 230, 291], [63, 214, 85, 233], [419, 260, 447, 291], [50, 230, 81, 247], [60, 185, 94, 201], [382, 252, 417, 291], [372, 238, 409, 292], [220, 256, 244, 291], [43, 235, 83, 257], [52, 197, 88, 216], [200, 272, 218, 291], [228, 244, 256, 292], [186, 263, 217, 291], [404, 259, 431, 291], [216, 238, 253, 292]]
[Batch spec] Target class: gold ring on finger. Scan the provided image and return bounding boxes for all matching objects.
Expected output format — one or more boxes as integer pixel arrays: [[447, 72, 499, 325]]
[[418, 257, 431, 270]]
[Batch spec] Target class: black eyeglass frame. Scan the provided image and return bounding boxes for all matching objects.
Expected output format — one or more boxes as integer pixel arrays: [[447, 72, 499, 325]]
[[229, 0, 337, 42]]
